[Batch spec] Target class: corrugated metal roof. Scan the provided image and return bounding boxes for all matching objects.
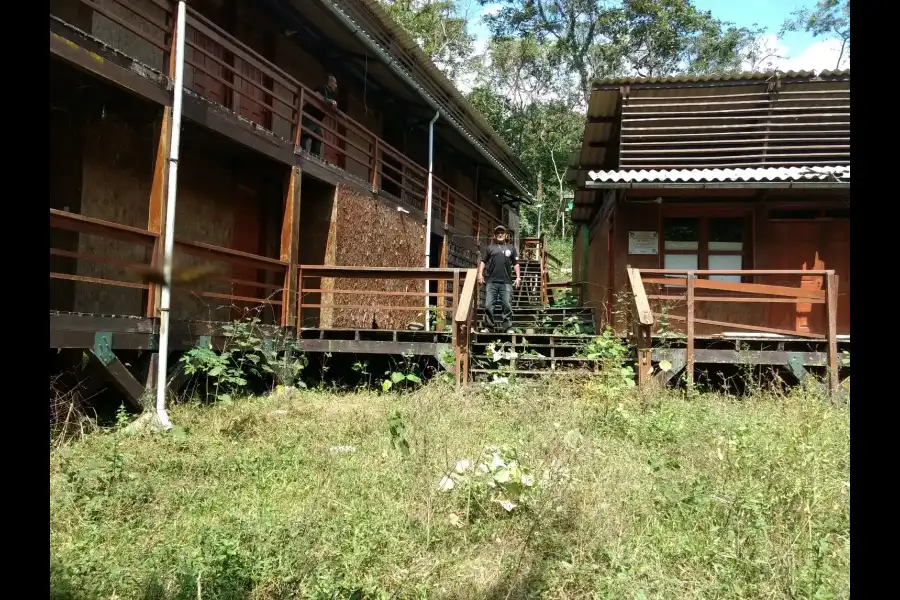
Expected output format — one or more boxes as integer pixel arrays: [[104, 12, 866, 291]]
[[587, 166, 850, 184], [591, 69, 850, 88]]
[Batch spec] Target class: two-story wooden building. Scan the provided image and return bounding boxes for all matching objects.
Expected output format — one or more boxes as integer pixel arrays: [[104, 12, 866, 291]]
[[566, 70, 850, 388]]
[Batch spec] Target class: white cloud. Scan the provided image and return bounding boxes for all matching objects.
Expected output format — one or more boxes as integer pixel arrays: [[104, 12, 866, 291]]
[[747, 34, 850, 73]]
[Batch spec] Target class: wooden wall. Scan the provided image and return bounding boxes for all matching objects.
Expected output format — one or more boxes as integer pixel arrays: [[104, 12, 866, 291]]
[[584, 192, 851, 337], [319, 184, 428, 329]]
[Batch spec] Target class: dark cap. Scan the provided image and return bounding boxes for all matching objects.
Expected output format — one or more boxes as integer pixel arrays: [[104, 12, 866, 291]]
[[493, 225, 508, 233]]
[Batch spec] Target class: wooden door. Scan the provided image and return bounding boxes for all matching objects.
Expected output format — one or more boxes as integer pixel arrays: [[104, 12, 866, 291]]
[[762, 220, 850, 336], [188, 28, 228, 107]]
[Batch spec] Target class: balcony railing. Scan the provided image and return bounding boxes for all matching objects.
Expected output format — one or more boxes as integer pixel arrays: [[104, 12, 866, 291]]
[[54, 0, 503, 235], [626, 267, 843, 394]]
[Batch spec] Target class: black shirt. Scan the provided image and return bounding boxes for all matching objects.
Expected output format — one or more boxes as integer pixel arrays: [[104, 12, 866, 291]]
[[480, 243, 518, 284]]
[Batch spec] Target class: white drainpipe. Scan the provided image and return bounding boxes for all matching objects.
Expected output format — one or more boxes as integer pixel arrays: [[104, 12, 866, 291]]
[[424, 110, 439, 331], [154, 0, 187, 430]]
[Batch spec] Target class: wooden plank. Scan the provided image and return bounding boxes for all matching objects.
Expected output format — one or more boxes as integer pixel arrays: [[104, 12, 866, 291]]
[[280, 167, 302, 327], [641, 277, 826, 300], [647, 294, 826, 304], [49, 29, 171, 106], [88, 335, 146, 410], [297, 339, 449, 356], [180, 95, 295, 165], [826, 273, 840, 396], [686, 275, 695, 387], [657, 312, 827, 340], [146, 105, 173, 317], [626, 267, 653, 325], [654, 348, 829, 366], [302, 265, 465, 280], [50, 312, 156, 333]]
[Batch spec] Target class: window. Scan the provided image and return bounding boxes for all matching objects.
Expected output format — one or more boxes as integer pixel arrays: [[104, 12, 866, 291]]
[[662, 215, 748, 283]]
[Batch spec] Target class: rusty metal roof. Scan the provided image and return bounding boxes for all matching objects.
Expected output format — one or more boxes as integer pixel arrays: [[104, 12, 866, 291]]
[[591, 69, 850, 88], [586, 165, 850, 187]]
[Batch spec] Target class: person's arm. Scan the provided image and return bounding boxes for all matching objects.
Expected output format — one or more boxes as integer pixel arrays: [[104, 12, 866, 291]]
[[477, 247, 489, 284], [511, 247, 521, 287]]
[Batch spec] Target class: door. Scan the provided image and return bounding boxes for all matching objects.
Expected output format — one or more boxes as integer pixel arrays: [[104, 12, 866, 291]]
[[230, 188, 262, 317], [762, 220, 850, 335]]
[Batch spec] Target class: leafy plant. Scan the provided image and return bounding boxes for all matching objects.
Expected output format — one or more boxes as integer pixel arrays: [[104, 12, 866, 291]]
[[387, 410, 410, 457], [381, 351, 424, 393], [439, 444, 539, 515], [180, 317, 306, 402]]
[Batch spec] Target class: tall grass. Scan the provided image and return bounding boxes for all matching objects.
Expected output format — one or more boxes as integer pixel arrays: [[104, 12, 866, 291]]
[[50, 379, 849, 599]]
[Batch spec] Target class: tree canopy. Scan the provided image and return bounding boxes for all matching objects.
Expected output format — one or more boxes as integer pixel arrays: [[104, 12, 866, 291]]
[[378, 0, 850, 239]]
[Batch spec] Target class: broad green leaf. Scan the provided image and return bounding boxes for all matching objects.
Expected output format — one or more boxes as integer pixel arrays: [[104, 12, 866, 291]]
[[406, 373, 422, 384], [391, 372, 406, 384], [382, 380, 393, 392], [659, 360, 673, 372]]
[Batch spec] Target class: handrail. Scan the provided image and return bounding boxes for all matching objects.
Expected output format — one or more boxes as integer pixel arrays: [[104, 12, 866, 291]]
[[627, 266, 841, 394], [177, 4, 501, 240], [454, 269, 477, 323]]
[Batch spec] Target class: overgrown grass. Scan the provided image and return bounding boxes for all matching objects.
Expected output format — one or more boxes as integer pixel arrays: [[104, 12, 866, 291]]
[[50, 380, 849, 600]]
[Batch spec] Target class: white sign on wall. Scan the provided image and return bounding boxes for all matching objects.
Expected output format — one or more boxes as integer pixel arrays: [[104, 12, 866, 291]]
[[628, 231, 659, 255]]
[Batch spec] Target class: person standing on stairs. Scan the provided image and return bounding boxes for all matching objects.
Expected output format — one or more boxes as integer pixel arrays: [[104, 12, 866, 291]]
[[478, 225, 521, 333]]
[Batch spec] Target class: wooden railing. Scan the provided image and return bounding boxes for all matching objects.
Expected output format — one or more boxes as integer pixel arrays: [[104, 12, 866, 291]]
[[56, 0, 503, 237], [296, 265, 478, 386], [50, 209, 287, 319], [626, 266, 841, 394], [520, 236, 563, 307], [177, 4, 502, 234]]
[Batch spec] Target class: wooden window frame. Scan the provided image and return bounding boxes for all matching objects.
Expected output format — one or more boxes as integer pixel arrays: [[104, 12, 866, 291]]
[[659, 206, 753, 282]]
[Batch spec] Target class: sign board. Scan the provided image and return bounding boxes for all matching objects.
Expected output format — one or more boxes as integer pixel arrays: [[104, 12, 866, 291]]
[[628, 231, 659, 255]]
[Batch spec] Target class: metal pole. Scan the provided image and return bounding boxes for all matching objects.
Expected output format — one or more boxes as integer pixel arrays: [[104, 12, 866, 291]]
[[424, 110, 440, 331], [154, 0, 187, 430]]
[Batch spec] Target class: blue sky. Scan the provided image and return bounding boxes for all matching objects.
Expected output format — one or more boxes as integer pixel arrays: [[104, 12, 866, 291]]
[[465, 0, 848, 72]]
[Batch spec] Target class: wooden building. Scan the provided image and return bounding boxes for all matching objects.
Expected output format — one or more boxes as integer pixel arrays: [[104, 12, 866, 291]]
[[566, 71, 850, 388], [50, 0, 533, 397]]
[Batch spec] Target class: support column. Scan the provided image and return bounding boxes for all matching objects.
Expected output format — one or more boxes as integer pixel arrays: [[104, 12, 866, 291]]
[[280, 167, 303, 327], [145, 17, 180, 317], [146, 106, 173, 317]]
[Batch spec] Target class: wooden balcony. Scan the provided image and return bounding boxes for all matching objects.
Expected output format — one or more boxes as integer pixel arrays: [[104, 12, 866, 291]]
[[50, 0, 503, 237]]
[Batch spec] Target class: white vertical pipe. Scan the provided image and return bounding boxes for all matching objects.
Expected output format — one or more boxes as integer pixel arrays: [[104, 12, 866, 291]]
[[424, 110, 440, 331], [154, 0, 187, 430]]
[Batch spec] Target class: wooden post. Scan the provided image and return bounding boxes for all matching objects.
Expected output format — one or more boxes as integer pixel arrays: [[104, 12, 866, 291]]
[[371, 138, 379, 189], [280, 167, 302, 327], [145, 16, 181, 318], [451, 269, 460, 344], [686, 273, 695, 389], [443, 186, 451, 226], [627, 266, 653, 388], [145, 106, 173, 317], [293, 86, 306, 156], [825, 271, 840, 397], [296, 265, 303, 333]]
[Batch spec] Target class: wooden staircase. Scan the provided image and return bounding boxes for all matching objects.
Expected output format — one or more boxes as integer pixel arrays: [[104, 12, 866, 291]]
[[470, 237, 602, 379]]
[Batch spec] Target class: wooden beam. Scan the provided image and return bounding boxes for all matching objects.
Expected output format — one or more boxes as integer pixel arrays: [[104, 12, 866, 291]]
[[88, 333, 146, 409], [280, 167, 302, 327], [49, 28, 170, 106], [587, 116, 617, 123], [146, 106, 173, 317]]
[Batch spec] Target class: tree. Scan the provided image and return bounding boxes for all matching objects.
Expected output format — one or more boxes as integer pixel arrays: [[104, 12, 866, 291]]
[[379, 1, 478, 81], [781, 0, 850, 69], [479, 0, 767, 103], [468, 87, 584, 237]]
